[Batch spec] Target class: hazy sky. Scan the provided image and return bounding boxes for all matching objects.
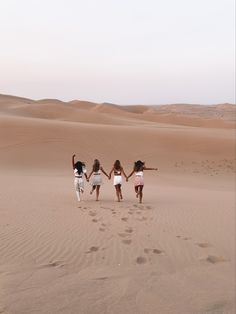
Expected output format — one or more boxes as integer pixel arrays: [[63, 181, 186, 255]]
[[0, 0, 235, 104]]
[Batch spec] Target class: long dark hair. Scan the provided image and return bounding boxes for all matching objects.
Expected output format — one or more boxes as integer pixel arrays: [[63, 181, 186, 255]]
[[75, 161, 85, 175], [114, 160, 121, 171], [134, 160, 144, 172], [93, 159, 100, 172]]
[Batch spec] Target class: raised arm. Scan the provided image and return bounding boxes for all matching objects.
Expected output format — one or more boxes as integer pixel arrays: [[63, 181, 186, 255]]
[[101, 167, 109, 178], [72, 154, 76, 169]]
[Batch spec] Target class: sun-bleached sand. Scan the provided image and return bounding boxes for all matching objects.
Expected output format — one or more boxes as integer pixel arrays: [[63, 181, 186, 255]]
[[0, 94, 235, 314]]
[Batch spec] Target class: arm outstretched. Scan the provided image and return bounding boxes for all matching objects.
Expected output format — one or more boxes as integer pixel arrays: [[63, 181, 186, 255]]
[[72, 154, 76, 169], [143, 167, 158, 171]]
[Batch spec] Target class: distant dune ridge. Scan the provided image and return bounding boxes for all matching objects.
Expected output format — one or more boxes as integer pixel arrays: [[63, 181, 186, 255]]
[[0, 93, 235, 128], [0, 93, 235, 313]]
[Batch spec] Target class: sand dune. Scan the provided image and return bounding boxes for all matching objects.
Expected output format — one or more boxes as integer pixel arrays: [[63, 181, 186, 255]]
[[0, 94, 235, 128], [0, 94, 235, 313]]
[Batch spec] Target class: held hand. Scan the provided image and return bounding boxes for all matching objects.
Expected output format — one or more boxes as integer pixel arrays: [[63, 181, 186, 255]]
[[126, 177, 129, 182]]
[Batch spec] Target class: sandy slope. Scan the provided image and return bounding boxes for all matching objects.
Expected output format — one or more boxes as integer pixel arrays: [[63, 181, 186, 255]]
[[0, 95, 235, 314]]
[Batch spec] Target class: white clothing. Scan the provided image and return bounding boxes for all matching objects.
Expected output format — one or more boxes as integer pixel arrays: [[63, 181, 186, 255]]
[[135, 171, 144, 177], [91, 170, 102, 186], [74, 177, 84, 192], [73, 166, 87, 200], [113, 175, 122, 186], [74, 166, 87, 177]]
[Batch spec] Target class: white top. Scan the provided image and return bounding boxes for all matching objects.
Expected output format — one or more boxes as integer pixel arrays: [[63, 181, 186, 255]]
[[74, 166, 87, 177], [94, 170, 101, 175], [135, 171, 143, 176]]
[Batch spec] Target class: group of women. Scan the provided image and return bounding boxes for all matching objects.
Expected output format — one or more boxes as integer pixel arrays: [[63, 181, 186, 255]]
[[72, 154, 158, 204]]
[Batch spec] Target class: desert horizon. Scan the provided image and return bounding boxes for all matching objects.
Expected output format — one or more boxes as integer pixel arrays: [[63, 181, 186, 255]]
[[0, 93, 235, 313]]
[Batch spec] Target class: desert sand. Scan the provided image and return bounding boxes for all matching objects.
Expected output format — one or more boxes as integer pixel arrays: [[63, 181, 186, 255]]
[[0, 94, 235, 314]]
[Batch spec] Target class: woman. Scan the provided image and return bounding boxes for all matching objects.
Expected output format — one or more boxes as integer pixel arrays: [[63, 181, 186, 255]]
[[88, 159, 109, 201], [109, 160, 128, 202], [127, 160, 158, 203], [72, 154, 88, 202]]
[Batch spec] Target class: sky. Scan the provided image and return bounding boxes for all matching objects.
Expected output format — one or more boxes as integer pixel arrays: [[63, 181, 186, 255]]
[[0, 0, 235, 104]]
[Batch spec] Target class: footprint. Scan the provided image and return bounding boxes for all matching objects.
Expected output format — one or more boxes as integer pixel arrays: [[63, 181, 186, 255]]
[[94, 276, 108, 281], [99, 228, 105, 232], [125, 228, 133, 233], [121, 217, 128, 222], [92, 219, 98, 223], [153, 249, 163, 254], [197, 243, 212, 248], [136, 256, 147, 264], [183, 237, 191, 240], [205, 255, 227, 264], [89, 211, 97, 217], [128, 211, 133, 215], [86, 246, 99, 253], [118, 233, 130, 238], [137, 217, 147, 221], [43, 260, 64, 268], [146, 206, 152, 210], [100, 206, 110, 210], [144, 248, 163, 255], [122, 239, 132, 245], [205, 301, 228, 314]]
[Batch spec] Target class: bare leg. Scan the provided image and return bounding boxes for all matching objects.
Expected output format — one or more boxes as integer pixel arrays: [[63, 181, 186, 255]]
[[96, 185, 100, 201], [139, 186, 144, 203], [135, 186, 139, 198], [119, 185, 123, 200], [115, 185, 120, 202], [90, 185, 96, 195]]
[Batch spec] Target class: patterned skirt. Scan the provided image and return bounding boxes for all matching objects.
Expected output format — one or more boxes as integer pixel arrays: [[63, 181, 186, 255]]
[[134, 175, 144, 186]]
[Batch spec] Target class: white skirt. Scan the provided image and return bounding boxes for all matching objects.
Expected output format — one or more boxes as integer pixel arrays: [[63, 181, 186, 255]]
[[91, 174, 103, 186], [113, 175, 122, 186]]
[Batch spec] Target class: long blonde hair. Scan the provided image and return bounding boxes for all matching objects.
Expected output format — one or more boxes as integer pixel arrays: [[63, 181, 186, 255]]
[[93, 159, 100, 172]]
